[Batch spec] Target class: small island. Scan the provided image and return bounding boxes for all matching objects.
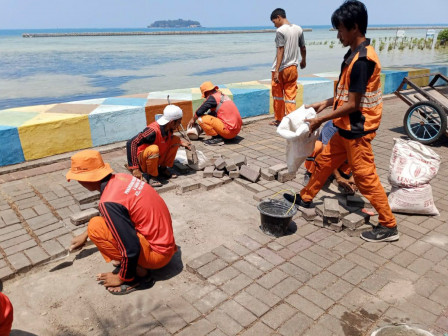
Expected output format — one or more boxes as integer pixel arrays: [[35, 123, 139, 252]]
[[148, 19, 201, 28]]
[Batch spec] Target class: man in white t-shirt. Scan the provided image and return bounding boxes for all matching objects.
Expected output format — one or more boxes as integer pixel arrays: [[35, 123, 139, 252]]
[[270, 8, 307, 126]]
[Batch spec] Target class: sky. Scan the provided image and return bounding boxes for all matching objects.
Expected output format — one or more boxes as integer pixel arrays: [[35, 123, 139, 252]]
[[1, 0, 447, 29]]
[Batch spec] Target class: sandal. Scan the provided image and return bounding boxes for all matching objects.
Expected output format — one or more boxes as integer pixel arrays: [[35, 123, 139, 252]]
[[269, 120, 281, 126], [107, 275, 156, 296], [148, 178, 163, 188], [159, 167, 178, 179]]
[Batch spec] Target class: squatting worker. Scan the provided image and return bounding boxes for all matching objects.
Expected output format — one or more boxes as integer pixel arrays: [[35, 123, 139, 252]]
[[270, 8, 306, 126], [187, 81, 242, 146], [67, 150, 177, 295], [284, 0, 399, 243], [126, 105, 190, 187]]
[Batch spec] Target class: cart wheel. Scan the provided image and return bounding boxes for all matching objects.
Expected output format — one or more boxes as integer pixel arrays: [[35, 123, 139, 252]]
[[403, 101, 447, 145]]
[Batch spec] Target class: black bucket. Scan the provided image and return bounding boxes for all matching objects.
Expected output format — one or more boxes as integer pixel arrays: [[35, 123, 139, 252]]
[[257, 199, 297, 237]]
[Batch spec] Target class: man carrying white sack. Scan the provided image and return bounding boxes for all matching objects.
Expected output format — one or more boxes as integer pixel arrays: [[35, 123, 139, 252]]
[[283, 0, 399, 243]]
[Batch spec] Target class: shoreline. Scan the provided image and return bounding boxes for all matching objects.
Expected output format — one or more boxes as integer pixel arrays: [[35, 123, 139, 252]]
[[22, 29, 312, 38]]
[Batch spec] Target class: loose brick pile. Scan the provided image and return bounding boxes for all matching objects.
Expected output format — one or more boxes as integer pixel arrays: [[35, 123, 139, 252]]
[[293, 182, 379, 237]]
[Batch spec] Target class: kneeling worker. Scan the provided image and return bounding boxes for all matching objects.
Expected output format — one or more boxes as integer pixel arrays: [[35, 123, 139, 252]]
[[126, 105, 190, 187], [187, 81, 242, 146], [68, 150, 177, 295]]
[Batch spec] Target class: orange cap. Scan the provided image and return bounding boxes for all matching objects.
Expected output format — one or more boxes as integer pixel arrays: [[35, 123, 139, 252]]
[[66, 149, 113, 182], [200, 81, 218, 98]]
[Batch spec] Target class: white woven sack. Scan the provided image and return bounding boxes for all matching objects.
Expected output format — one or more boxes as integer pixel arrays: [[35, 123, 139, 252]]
[[388, 138, 440, 188], [388, 184, 439, 216], [277, 105, 320, 173]]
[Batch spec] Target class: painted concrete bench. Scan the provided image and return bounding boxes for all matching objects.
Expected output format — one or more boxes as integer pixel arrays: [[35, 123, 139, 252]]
[[0, 63, 447, 167]]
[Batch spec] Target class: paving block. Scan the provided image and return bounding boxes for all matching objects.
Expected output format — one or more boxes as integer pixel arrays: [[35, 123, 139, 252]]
[[213, 170, 225, 178], [268, 163, 288, 175], [234, 178, 251, 187], [24, 246, 50, 265], [240, 165, 261, 183], [203, 166, 214, 178], [79, 201, 99, 211], [314, 216, 327, 228], [0, 209, 20, 225], [342, 212, 368, 230], [231, 154, 247, 167], [345, 224, 373, 237], [4, 239, 37, 256], [253, 189, 276, 202], [246, 183, 267, 193], [327, 221, 343, 232], [260, 169, 276, 181], [176, 181, 201, 194], [229, 169, 240, 179], [73, 191, 100, 205], [70, 208, 100, 226], [224, 159, 237, 172], [8, 252, 32, 272], [41, 239, 66, 258], [324, 198, 340, 218], [277, 170, 296, 183], [347, 194, 365, 207], [200, 179, 221, 191], [186, 252, 217, 272], [214, 157, 226, 170], [155, 183, 177, 194], [221, 175, 232, 184], [301, 207, 317, 221], [0, 266, 14, 280], [315, 203, 324, 217]]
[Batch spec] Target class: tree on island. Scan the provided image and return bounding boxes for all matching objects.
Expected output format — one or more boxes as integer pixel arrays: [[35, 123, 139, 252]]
[[148, 19, 201, 28]]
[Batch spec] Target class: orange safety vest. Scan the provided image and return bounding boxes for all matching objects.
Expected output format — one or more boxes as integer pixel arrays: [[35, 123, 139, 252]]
[[333, 42, 383, 134], [136, 121, 170, 157], [100, 173, 176, 256], [211, 91, 242, 133]]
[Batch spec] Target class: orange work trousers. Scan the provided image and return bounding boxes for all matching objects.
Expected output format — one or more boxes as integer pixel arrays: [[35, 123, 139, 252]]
[[271, 65, 298, 122], [0, 292, 13, 336], [305, 140, 351, 176], [87, 216, 175, 270], [300, 132, 396, 228], [197, 115, 237, 139], [138, 135, 181, 177]]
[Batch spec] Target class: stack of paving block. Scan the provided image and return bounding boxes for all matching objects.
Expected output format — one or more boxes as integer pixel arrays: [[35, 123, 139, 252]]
[[297, 191, 378, 236], [176, 154, 246, 194], [69, 191, 101, 226]]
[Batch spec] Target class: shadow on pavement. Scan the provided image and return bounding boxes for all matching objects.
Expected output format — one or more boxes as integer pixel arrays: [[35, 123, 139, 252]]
[[151, 245, 184, 281], [10, 331, 38, 336]]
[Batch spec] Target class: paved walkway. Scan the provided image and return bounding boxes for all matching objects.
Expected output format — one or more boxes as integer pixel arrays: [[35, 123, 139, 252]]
[[1, 97, 448, 335]]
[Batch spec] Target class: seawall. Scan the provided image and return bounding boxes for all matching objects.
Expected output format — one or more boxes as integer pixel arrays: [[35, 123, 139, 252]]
[[0, 63, 447, 167]]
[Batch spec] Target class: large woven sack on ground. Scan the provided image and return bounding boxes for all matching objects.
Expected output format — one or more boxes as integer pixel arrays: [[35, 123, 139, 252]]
[[277, 105, 320, 173], [388, 184, 439, 216], [175, 148, 208, 170], [388, 138, 440, 188]]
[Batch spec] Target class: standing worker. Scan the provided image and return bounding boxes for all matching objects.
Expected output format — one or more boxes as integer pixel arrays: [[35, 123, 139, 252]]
[[284, 0, 399, 242], [67, 150, 177, 295], [126, 105, 190, 187], [187, 81, 242, 146], [270, 8, 307, 126]]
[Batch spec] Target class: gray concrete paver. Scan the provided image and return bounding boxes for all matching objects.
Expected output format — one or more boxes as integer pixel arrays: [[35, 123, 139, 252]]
[[1, 97, 448, 334]]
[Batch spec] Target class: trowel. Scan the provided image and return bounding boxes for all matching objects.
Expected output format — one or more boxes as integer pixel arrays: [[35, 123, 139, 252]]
[[48, 250, 79, 272]]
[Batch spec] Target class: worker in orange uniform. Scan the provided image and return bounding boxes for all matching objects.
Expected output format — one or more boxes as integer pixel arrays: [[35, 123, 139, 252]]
[[269, 8, 306, 126], [67, 150, 177, 295], [187, 81, 242, 146], [284, 0, 398, 242], [126, 104, 190, 187], [304, 121, 357, 194], [0, 292, 13, 336]]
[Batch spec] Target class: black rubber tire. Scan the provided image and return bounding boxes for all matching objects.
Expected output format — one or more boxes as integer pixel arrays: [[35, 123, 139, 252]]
[[403, 101, 447, 145]]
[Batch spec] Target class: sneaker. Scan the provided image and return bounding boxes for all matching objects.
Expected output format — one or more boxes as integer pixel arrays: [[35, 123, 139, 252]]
[[360, 225, 399, 242], [204, 136, 224, 146], [283, 193, 312, 208]]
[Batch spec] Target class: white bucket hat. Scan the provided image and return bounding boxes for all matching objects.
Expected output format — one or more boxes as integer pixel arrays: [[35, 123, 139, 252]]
[[157, 105, 183, 126]]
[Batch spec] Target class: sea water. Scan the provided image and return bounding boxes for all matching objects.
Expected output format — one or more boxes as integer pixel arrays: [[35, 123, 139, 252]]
[[0, 25, 447, 110]]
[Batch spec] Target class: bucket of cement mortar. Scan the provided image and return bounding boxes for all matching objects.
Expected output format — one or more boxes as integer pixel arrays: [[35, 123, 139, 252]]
[[371, 324, 434, 336], [257, 199, 297, 237]]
